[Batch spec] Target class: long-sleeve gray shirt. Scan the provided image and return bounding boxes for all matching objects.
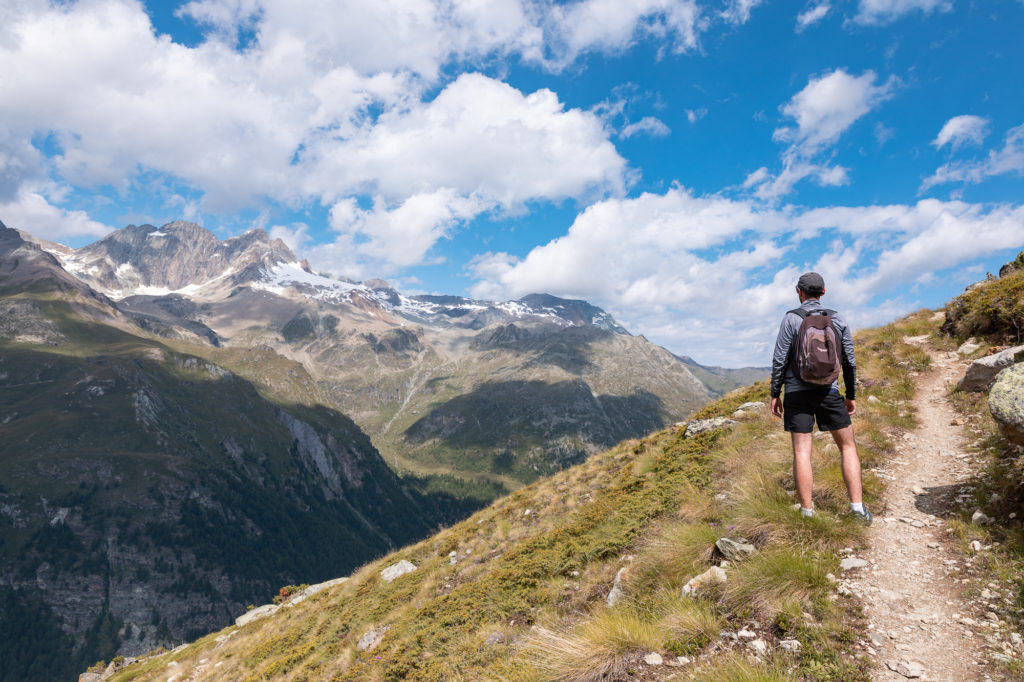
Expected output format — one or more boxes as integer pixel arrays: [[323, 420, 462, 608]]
[[770, 298, 856, 399]]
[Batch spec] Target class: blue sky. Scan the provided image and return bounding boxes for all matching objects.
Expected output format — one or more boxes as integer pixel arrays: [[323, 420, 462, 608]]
[[2, 0, 1023, 365]]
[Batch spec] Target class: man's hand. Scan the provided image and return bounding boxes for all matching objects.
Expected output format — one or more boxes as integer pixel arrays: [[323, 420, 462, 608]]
[[846, 399, 856, 415], [770, 397, 783, 418]]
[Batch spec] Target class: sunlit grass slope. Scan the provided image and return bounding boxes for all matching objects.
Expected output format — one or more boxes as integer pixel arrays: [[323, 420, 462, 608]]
[[108, 311, 936, 681]]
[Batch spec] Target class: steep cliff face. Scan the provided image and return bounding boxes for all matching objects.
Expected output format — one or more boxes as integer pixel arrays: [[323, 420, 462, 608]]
[[0, 227, 479, 678]]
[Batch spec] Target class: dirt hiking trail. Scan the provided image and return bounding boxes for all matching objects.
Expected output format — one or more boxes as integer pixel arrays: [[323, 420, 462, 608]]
[[840, 338, 1004, 680]]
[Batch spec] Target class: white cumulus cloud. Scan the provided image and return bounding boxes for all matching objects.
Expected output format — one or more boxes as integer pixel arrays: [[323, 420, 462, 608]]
[[931, 115, 990, 150], [922, 123, 1024, 191], [469, 187, 1024, 365], [301, 73, 628, 207], [0, 188, 111, 241], [304, 190, 493, 280], [746, 68, 897, 200], [0, 2, 630, 274]]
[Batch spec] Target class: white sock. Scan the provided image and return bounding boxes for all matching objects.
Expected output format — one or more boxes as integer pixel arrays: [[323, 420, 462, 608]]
[[850, 502, 865, 513], [800, 507, 814, 517]]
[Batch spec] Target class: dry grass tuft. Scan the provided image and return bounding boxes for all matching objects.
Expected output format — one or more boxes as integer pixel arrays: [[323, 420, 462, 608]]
[[723, 547, 829, 617], [523, 608, 661, 682], [689, 651, 792, 681], [657, 592, 724, 655], [632, 520, 721, 590]]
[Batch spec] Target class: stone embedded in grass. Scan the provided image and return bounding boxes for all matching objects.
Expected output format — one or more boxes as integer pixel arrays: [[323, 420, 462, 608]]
[[606, 566, 629, 607], [715, 537, 756, 561], [747, 638, 768, 654], [957, 340, 982, 356], [971, 510, 992, 526], [681, 565, 727, 596], [357, 626, 389, 651], [285, 577, 349, 607], [643, 652, 663, 666], [683, 417, 739, 439], [839, 557, 869, 571], [234, 603, 280, 627], [380, 559, 417, 583], [732, 401, 766, 417], [484, 631, 509, 646], [779, 639, 801, 652]]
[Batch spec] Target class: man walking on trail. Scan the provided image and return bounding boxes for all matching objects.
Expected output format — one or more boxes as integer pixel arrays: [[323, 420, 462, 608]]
[[769, 272, 872, 524]]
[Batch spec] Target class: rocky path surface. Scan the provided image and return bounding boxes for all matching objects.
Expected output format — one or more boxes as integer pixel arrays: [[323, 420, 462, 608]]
[[842, 340, 998, 680]]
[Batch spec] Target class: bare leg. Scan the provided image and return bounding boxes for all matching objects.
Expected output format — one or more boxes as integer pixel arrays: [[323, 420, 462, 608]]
[[791, 431, 814, 509], [830, 425, 863, 504]]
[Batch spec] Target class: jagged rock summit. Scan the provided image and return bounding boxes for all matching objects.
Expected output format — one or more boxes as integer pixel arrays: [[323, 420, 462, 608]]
[[54, 221, 296, 297]]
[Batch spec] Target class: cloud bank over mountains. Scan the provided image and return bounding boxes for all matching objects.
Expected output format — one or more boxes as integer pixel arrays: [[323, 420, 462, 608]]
[[1, 0, 1022, 365]]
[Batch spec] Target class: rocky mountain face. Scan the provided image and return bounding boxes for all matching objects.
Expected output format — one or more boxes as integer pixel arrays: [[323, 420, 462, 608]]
[[0, 224, 482, 680], [32, 221, 765, 490], [50, 220, 296, 298]]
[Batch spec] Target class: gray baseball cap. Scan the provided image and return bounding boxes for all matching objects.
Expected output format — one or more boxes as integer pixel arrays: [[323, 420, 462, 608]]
[[797, 272, 825, 295]]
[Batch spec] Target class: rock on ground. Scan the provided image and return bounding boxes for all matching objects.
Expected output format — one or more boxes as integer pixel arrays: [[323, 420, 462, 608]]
[[234, 603, 280, 627], [715, 537, 755, 561], [779, 639, 801, 651], [682, 566, 727, 596], [684, 417, 738, 438], [607, 566, 629, 607], [957, 340, 982, 355], [957, 344, 1024, 392], [285, 576, 349, 607], [357, 626, 388, 651], [886, 659, 925, 678], [380, 559, 417, 583]]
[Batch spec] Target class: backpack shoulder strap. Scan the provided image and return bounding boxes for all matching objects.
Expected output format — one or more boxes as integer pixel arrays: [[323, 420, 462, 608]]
[[788, 308, 809, 319]]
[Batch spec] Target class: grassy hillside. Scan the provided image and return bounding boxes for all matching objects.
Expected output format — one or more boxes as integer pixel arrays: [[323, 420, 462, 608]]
[[105, 311, 936, 681], [0, 292, 488, 680]]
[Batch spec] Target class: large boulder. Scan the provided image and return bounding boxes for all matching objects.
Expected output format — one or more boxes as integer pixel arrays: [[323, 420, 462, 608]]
[[988, 363, 1024, 445], [958, 345, 1024, 392]]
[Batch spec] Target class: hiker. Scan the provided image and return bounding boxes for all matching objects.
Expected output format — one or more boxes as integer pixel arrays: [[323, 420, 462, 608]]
[[769, 272, 872, 524]]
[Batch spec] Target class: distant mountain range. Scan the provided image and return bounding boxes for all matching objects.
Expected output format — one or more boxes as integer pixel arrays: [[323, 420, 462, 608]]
[[24, 220, 765, 486], [0, 219, 766, 675]]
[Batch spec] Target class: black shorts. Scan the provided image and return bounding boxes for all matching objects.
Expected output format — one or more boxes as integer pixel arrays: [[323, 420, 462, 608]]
[[782, 388, 851, 433]]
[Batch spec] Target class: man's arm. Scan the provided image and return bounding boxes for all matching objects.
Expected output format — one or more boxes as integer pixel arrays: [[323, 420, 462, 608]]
[[770, 313, 796, 399], [834, 312, 856, 400]]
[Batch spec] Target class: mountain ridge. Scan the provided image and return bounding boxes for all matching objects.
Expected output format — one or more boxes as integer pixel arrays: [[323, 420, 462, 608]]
[[27, 220, 766, 488]]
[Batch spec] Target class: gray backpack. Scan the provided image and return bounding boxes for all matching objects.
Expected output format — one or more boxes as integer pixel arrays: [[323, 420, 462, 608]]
[[789, 308, 841, 385]]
